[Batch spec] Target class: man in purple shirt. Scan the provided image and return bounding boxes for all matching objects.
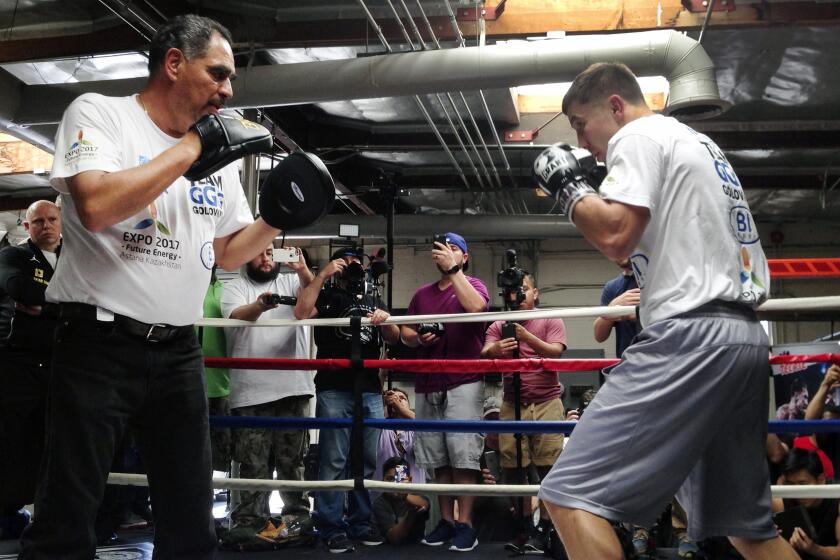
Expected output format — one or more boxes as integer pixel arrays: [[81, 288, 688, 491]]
[[400, 232, 489, 552]]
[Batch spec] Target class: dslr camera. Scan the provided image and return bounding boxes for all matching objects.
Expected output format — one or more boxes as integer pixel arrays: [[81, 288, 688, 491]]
[[417, 322, 445, 337], [497, 249, 527, 310]]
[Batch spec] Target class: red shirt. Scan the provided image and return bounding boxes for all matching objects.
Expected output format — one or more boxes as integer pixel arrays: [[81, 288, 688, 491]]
[[794, 436, 835, 479], [485, 318, 567, 404]]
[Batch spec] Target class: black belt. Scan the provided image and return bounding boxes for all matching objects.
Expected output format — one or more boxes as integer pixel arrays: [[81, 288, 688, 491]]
[[58, 303, 193, 343], [676, 299, 758, 321]]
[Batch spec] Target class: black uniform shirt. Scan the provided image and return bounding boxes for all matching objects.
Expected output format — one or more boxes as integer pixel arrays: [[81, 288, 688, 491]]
[[0, 239, 60, 351], [314, 285, 386, 393]]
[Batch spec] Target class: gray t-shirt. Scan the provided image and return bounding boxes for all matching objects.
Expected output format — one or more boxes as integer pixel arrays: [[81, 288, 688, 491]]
[[372, 494, 428, 544]]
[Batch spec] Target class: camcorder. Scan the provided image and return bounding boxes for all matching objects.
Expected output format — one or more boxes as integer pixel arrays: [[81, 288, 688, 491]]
[[342, 261, 367, 296], [497, 249, 527, 310], [267, 294, 297, 306], [331, 245, 391, 300]]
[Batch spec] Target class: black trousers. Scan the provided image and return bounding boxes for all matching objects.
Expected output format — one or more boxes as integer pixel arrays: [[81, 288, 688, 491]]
[[18, 318, 216, 559], [0, 348, 49, 515]]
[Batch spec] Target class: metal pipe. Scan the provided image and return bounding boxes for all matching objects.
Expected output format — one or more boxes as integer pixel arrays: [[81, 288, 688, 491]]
[[698, 0, 716, 45], [398, 0, 428, 51], [95, 0, 155, 41], [408, 1, 503, 210], [384, 0, 416, 49], [396, 1, 501, 211], [439, 0, 526, 213], [18, 30, 732, 126], [355, 0, 392, 51], [366, 0, 489, 209], [418, 0, 515, 212], [390, 1, 492, 207]]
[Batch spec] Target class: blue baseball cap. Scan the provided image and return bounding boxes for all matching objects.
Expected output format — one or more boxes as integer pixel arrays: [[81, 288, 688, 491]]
[[331, 246, 365, 261], [444, 232, 468, 253]]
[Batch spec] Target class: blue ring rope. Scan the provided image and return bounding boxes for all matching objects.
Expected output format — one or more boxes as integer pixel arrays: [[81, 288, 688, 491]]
[[209, 416, 840, 435]]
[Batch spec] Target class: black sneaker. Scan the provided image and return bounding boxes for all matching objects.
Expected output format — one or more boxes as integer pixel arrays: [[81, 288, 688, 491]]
[[353, 525, 384, 546], [449, 522, 478, 552], [327, 533, 355, 553], [522, 520, 551, 555], [422, 518, 456, 546], [522, 531, 547, 555]]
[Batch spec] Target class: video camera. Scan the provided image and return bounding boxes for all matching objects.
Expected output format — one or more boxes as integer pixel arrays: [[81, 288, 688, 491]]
[[331, 245, 391, 300], [497, 249, 527, 311], [267, 294, 297, 306]]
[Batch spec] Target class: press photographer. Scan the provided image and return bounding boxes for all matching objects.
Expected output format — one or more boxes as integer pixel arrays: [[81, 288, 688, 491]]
[[293, 246, 399, 553], [220, 243, 315, 538], [400, 232, 489, 552], [481, 256, 568, 555]]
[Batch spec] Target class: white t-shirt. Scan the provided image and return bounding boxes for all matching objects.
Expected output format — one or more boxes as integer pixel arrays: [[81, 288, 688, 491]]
[[599, 114, 769, 326], [42, 250, 57, 270], [47, 93, 253, 325], [220, 271, 314, 409]]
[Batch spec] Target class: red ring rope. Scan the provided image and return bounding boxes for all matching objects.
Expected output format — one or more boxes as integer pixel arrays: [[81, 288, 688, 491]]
[[204, 354, 840, 373]]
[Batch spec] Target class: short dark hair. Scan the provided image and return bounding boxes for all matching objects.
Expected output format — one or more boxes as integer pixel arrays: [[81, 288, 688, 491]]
[[562, 62, 647, 115], [382, 456, 409, 474], [148, 15, 233, 77], [825, 403, 840, 416], [524, 272, 536, 288], [791, 378, 808, 395], [580, 388, 598, 411], [782, 448, 823, 479]]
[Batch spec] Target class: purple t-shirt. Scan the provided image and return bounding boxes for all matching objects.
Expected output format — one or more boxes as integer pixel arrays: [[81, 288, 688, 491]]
[[407, 276, 489, 393], [485, 318, 567, 404]]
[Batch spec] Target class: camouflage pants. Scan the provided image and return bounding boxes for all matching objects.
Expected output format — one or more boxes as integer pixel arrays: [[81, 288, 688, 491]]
[[208, 395, 231, 473], [231, 395, 311, 527]]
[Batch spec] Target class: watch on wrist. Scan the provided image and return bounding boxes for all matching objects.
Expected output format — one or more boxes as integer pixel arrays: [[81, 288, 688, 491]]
[[444, 264, 461, 275]]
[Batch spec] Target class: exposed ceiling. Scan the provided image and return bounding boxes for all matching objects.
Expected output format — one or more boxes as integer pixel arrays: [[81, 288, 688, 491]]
[[1, 0, 839, 238]]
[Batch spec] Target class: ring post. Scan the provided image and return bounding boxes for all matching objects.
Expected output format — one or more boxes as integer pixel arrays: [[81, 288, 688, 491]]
[[350, 315, 365, 492]]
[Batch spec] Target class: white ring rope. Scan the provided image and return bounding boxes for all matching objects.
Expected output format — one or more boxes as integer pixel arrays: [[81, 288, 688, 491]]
[[107, 473, 840, 499], [194, 295, 840, 329]]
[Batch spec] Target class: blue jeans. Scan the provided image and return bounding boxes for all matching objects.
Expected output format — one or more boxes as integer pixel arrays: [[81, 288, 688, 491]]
[[315, 390, 383, 540]]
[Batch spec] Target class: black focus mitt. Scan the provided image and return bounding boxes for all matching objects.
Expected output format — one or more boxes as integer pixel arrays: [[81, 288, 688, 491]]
[[259, 152, 335, 231], [184, 114, 272, 182]]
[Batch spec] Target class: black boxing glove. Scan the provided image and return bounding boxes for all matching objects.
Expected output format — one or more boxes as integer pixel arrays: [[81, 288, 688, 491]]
[[533, 143, 601, 221], [184, 114, 272, 182]]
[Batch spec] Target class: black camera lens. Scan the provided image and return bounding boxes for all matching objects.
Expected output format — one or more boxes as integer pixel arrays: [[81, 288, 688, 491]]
[[344, 262, 365, 283]]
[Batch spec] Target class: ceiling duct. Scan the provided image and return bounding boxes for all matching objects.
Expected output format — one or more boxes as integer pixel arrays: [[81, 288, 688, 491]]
[[13, 29, 728, 134]]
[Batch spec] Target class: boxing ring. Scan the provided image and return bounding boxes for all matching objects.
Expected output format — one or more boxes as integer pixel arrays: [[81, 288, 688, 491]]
[[105, 295, 840, 503]]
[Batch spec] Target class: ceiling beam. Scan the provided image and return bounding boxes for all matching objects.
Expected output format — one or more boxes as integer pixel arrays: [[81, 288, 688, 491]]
[[458, 0, 840, 36], [1, 1, 838, 65]]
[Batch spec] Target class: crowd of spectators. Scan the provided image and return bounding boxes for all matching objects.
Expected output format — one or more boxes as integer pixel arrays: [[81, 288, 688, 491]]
[[2, 215, 838, 560]]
